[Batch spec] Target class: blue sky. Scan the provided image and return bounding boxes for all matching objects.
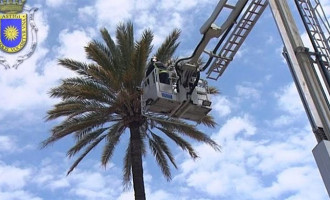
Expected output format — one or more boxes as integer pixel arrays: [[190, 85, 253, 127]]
[[0, 0, 329, 199]]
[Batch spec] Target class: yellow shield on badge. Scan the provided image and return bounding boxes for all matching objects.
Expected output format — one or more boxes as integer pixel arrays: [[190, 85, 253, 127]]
[[0, 14, 27, 53]]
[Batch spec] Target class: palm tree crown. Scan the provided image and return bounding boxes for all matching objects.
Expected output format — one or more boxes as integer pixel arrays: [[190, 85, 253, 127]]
[[42, 21, 220, 200]]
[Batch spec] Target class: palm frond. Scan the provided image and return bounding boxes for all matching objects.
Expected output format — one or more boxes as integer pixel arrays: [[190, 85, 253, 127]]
[[116, 21, 134, 71], [151, 132, 177, 169], [100, 28, 120, 66], [49, 78, 113, 103], [67, 134, 107, 175], [42, 112, 112, 147], [131, 29, 153, 87], [58, 58, 89, 77], [86, 65, 121, 92], [208, 86, 220, 94], [101, 122, 126, 167], [73, 125, 109, 141], [151, 117, 220, 151], [46, 99, 110, 121], [85, 40, 113, 70], [198, 115, 217, 128], [156, 127, 198, 159], [122, 68, 136, 92], [147, 134, 172, 181], [154, 29, 181, 63], [67, 127, 108, 158], [58, 61, 119, 93]]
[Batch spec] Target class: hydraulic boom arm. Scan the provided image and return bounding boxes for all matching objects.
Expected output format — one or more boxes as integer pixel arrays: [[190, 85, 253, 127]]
[[172, 0, 268, 118], [171, 0, 330, 195]]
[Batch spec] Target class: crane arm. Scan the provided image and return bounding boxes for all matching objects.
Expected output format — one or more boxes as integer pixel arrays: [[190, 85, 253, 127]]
[[141, 0, 330, 195], [171, 0, 268, 119]]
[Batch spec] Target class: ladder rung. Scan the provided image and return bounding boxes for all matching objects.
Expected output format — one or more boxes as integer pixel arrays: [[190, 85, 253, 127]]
[[224, 4, 235, 9], [242, 19, 253, 24], [252, 3, 264, 6], [228, 41, 239, 45], [248, 11, 259, 15], [238, 27, 249, 30], [233, 32, 244, 36], [217, 57, 231, 61], [223, 49, 235, 52]]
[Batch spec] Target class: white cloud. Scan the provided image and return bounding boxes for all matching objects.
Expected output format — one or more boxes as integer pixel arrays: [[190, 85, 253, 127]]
[[0, 164, 31, 190], [117, 185, 175, 200], [49, 177, 70, 190], [144, 11, 184, 47], [117, 191, 134, 200], [45, 0, 65, 8], [0, 55, 49, 111], [0, 135, 32, 154], [35, 8, 50, 45], [258, 166, 326, 200], [174, 115, 325, 199], [235, 46, 248, 59], [175, 116, 257, 196], [134, 10, 157, 31], [57, 29, 94, 60], [271, 114, 295, 127], [88, 0, 207, 48], [268, 81, 310, 128], [0, 190, 42, 200], [158, 0, 212, 12], [214, 115, 256, 141], [147, 189, 174, 200], [68, 171, 115, 200], [32, 155, 124, 199], [275, 82, 304, 115], [252, 139, 313, 174], [78, 6, 96, 21], [159, 0, 197, 11], [95, 0, 133, 28], [236, 84, 261, 100], [320, 0, 330, 18], [134, 0, 156, 10], [212, 96, 232, 117], [33, 164, 56, 188], [0, 136, 17, 153]]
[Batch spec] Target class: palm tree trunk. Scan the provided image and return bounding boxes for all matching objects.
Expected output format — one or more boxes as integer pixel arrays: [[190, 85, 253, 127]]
[[129, 124, 146, 200]]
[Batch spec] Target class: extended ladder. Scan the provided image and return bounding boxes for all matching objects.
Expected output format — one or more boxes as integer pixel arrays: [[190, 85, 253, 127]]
[[295, 0, 330, 93], [295, 0, 330, 67], [206, 0, 268, 80]]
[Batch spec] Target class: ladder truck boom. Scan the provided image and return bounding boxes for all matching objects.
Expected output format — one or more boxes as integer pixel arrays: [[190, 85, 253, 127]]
[[268, 0, 330, 196], [172, 0, 268, 119], [142, 0, 330, 195], [141, 0, 268, 122]]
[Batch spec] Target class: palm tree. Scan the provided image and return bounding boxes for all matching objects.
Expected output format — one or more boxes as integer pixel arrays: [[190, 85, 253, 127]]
[[42, 21, 220, 200]]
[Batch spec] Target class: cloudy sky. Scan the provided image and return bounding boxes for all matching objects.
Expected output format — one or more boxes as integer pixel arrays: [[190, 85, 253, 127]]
[[0, 0, 329, 199]]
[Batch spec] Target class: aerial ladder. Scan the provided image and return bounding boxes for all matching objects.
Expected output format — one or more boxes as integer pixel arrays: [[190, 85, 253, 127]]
[[141, 0, 330, 195]]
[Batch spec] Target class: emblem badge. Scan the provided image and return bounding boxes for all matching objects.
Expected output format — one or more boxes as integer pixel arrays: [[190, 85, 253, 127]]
[[0, 0, 38, 69]]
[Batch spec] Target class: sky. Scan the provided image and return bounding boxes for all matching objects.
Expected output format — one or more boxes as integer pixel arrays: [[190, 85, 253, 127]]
[[0, 0, 329, 200]]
